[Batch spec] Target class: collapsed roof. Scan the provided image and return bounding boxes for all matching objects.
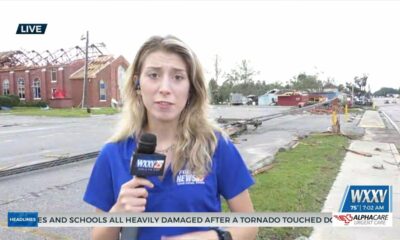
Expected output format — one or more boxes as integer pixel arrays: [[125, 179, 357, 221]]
[[0, 43, 107, 69], [69, 55, 114, 79]]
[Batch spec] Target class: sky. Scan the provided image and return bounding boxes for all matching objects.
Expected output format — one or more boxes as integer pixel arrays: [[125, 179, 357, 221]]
[[1, 0, 400, 92]]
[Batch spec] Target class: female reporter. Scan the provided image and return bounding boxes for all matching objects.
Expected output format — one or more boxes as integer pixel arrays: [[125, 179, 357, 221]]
[[84, 35, 257, 240]]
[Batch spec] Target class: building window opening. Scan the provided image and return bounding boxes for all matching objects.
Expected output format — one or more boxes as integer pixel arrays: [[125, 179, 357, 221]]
[[99, 80, 106, 101], [18, 78, 25, 99], [2, 79, 10, 95], [33, 78, 41, 99], [51, 68, 57, 82]]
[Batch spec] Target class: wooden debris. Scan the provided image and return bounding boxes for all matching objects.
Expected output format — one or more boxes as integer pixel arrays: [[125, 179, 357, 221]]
[[291, 142, 299, 149], [343, 147, 372, 157], [252, 164, 274, 176], [372, 164, 384, 170], [300, 142, 317, 146]]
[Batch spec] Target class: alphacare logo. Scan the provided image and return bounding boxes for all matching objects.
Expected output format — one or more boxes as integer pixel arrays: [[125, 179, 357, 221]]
[[333, 214, 353, 225]]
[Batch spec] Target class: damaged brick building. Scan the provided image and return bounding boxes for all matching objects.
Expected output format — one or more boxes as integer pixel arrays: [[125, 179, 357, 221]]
[[0, 45, 129, 108]]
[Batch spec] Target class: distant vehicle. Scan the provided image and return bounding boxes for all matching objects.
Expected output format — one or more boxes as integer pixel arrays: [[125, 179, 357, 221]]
[[230, 93, 245, 105], [355, 96, 373, 106], [384, 100, 390, 104], [246, 95, 258, 105], [392, 99, 397, 104]]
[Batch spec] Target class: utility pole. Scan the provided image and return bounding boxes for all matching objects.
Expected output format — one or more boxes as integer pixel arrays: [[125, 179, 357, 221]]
[[81, 31, 90, 113]]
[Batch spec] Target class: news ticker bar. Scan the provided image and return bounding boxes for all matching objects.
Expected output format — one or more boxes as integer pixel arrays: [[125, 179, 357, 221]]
[[8, 212, 394, 227], [10, 212, 330, 227]]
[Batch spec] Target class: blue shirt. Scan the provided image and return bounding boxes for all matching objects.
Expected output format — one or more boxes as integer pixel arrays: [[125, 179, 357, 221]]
[[84, 133, 254, 240]]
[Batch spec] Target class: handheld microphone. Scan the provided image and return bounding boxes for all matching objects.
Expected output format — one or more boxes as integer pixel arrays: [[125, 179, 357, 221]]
[[130, 133, 166, 177], [122, 133, 166, 240]]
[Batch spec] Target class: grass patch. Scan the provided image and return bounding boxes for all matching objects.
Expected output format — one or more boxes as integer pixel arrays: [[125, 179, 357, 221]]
[[347, 108, 365, 114], [8, 107, 120, 117], [349, 106, 377, 112], [222, 134, 349, 240]]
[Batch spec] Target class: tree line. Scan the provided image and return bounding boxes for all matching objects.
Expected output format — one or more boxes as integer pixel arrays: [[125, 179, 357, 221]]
[[373, 87, 400, 97], [207, 55, 399, 104]]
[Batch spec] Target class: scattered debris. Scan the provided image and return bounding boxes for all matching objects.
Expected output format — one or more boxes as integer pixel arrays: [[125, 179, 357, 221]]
[[343, 147, 372, 157], [383, 160, 400, 168], [252, 164, 274, 176], [311, 132, 354, 140], [42, 153, 70, 159], [278, 147, 286, 152], [29, 192, 41, 197], [0, 164, 17, 171], [291, 142, 299, 149], [300, 142, 317, 147], [1, 123, 19, 127], [372, 164, 384, 170], [309, 108, 333, 114], [222, 121, 247, 136], [297, 135, 307, 140]]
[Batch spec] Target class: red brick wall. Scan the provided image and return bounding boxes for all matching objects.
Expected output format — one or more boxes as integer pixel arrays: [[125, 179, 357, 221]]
[[48, 98, 73, 108], [47, 67, 58, 100], [0, 56, 129, 108], [111, 56, 130, 102], [62, 60, 85, 99], [90, 64, 112, 107], [70, 79, 83, 107], [24, 70, 31, 101], [86, 56, 129, 107]]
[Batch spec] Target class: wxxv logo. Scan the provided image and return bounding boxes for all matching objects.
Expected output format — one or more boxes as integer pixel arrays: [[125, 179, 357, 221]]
[[16, 24, 47, 34], [333, 185, 392, 227]]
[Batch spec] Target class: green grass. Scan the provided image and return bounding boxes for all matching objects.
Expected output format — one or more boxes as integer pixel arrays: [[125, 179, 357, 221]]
[[222, 134, 349, 240], [7, 107, 120, 117], [347, 108, 365, 114], [349, 105, 378, 112]]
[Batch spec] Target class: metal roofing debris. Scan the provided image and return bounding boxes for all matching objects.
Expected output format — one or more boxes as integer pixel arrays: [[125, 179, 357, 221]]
[[69, 55, 114, 79], [0, 43, 107, 69]]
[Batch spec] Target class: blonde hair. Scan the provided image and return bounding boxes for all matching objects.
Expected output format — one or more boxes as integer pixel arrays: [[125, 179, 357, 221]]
[[109, 35, 223, 177]]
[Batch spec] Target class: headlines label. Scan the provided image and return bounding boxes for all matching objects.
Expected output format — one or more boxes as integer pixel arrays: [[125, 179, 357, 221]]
[[8, 212, 38, 227]]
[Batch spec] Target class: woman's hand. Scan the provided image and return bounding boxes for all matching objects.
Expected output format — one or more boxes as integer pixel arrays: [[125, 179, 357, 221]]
[[109, 177, 154, 213]]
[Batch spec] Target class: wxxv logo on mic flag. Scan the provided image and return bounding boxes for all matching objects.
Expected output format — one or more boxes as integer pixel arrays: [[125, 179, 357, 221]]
[[131, 153, 166, 176], [333, 185, 392, 227]]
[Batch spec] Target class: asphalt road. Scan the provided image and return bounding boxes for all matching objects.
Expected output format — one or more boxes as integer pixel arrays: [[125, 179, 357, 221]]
[[0, 160, 93, 239], [0, 114, 118, 170], [0, 105, 363, 239], [367, 97, 400, 149], [0, 105, 291, 170], [375, 97, 400, 132]]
